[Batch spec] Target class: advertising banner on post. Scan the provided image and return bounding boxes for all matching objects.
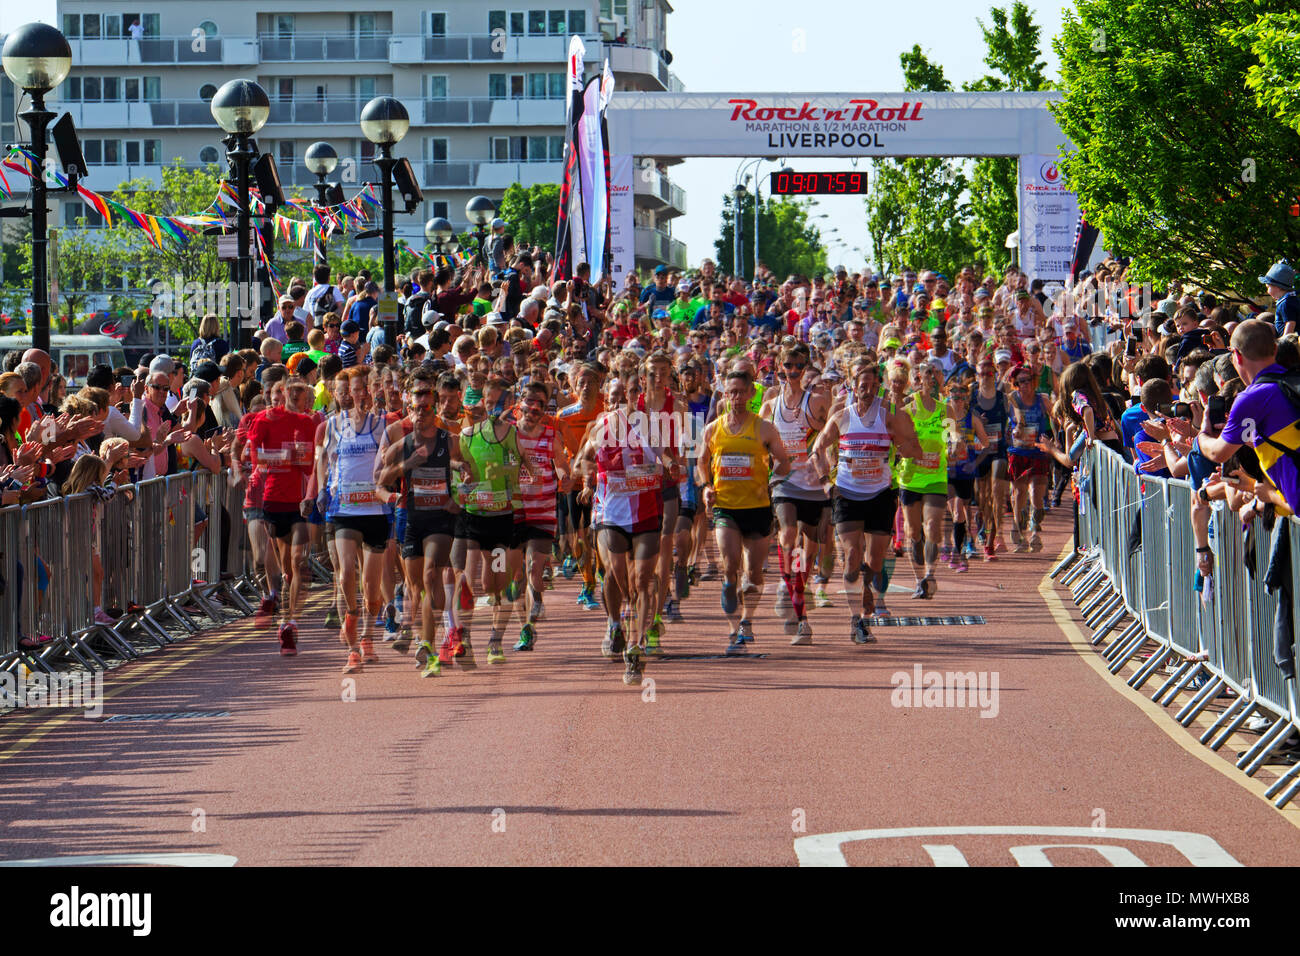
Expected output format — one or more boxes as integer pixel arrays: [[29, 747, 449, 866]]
[[1018, 152, 1080, 284], [608, 154, 634, 285]]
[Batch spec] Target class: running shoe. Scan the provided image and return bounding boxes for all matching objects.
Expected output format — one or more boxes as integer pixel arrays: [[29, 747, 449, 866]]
[[984, 542, 997, 562], [1029, 529, 1043, 552], [17, 633, 53, 650], [954, 556, 969, 573], [94, 608, 116, 625], [576, 584, 591, 607], [384, 602, 399, 637], [921, 575, 937, 598], [687, 564, 699, 587], [579, 588, 601, 611], [360, 637, 378, 664], [420, 655, 442, 678], [851, 616, 876, 644], [737, 619, 756, 644], [911, 581, 927, 599], [674, 565, 690, 600], [340, 612, 358, 646], [416, 640, 435, 669], [255, 595, 276, 622], [342, 650, 363, 674], [487, 641, 506, 664], [324, 606, 341, 628], [394, 588, 404, 617], [437, 631, 457, 665], [663, 598, 683, 623], [815, 586, 832, 608], [774, 579, 790, 616], [725, 632, 747, 655], [374, 612, 386, 629], [514, 622, 536, 652], [392, 628, 412, 655], [601, 621, 626, 659], [741, 576, 758, 595], [645, 616, 660, 648], [532, 599, 547, 620], [645, 628, 663, 656], [560, 557, 576, 579], [457, 632, 475, 665], [791, 619, 813, 646], [941, 545, 953, 567], [278, 622, 298, 656], [873, 599, 890, 618], [993, 535, 1007, 554], [721, 580, 739, 615], [623, 644, 644, 685]]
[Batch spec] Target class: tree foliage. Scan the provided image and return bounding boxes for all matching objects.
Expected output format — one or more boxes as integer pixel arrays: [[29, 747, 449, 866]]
[[715, 191, 827, 281], [496, 182, 561, 252], [1053, 0, 1300, 299], [1226, 11, 1300, 136]]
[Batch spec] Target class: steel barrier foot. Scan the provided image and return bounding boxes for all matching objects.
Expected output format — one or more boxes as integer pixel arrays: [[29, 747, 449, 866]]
[[1104, 622, 1144, 661], [58, 636, 105, 672], [87, 624, 138, 662], [1151, 659, 1194, 704], [187, 587, 225, 628], [129, 612, 173, 648], [1109, 632, 1154, 675], [1050, 551, 1079, 580], [219, 582, 255, 615], [1127, 640, 1170, 689], [1061, 553, 1098, 587], [1156, 661, 1203, 707], [1080, 583, 1114, 619], [1083, 591, 1121, 629], [1094, 616, 1138, 649], [14, 649, 54, 674], [309, 555, 332, 584], [1090, 604, 1129, 643], [1201, 694, 1248, 746], [1209, 700, 1258, 751], [1238, 717, 1295, 775], [1071, 568, 1105, 604], [1175, 675, 1225, 726], [163, 598, 201, 633], [1267, 762, 1300, 808]]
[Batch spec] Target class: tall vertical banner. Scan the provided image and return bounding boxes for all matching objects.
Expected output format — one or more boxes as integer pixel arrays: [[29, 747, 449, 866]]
[[1017, 153, 1079, 284], [575, 77, 602, 272], [591, 59, 615, 278], [551, 36, 586, 282], [608, 154, 634, 285]]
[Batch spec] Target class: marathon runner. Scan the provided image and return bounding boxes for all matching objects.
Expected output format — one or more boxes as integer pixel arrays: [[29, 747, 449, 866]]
[[512, 380, 568, 652], [555, 362, 605, 611], [897, 360, 954, 597]]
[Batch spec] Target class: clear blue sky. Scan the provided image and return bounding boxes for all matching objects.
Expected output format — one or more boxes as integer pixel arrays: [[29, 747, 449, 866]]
[[3, 0, 1071, 270], [666, 0, 1070, 270]]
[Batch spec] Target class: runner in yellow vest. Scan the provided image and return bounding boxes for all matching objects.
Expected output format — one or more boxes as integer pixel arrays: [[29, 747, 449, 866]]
[[897, 361, 959, 598], [698, 368, 792, 655]]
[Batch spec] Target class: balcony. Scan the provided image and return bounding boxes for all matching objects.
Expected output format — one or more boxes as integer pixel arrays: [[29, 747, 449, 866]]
[[389, 33, 604, 64], [62, 35, 259, 66], [634, 227, 687, 269], [606, 44, 678, 91], [423, 160, 563, 190], [258, 32, 391, 61], [422, 97, 565, 126], [633, 168, 687, 219]]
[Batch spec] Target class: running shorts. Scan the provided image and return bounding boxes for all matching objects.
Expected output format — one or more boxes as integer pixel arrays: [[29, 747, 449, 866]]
[[774, 495, 830, 529], [263, 506, 305, 540], [402, 510, 455, 558], [333, 513, 391, 552], [832, 488, 898, 537], [712, 506, 773, 539], [455, 511, 516, 552], [1007, 453, 1050, 482]]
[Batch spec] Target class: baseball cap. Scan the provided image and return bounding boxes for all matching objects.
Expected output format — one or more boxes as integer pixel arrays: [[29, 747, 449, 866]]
[[654, 265, 668, 275], [882, 337, 903, 350], [994, 349, 1013, 363], [148, 355, 175, 375], [278, 294, 295, 306], [678, 280, 691, 292], [421, 308, 444, 329], [192, 360, 221, 383], [652, 308, 669, 319], [492, 217, 506, 229], [339, 320, 360, 334]]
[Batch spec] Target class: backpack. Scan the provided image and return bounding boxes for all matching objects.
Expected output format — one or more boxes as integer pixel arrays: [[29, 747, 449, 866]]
[[1250, 369, 1300, 464], [405, 291, 430, 338], [313, 285, 338, 320], [191, 336, 217, 366]]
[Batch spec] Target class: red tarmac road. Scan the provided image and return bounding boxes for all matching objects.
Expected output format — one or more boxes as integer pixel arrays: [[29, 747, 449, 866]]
[[0, 510, 1296, 866]]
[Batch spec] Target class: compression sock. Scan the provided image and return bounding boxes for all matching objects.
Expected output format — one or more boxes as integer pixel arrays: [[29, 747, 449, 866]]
[[954, 521, 967, 554], [791, 570, 807, 621]]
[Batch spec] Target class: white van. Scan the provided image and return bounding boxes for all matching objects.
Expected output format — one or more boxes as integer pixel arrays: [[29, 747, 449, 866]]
[[0, 334, 129, 387]]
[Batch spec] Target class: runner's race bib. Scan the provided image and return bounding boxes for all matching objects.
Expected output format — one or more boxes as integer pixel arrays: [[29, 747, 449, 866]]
[[605, 461, 661, 496], [411, 467, 449, 509], [459, 480, 510, 511], [340, 480, 377, 506], [257, 446, 290, 472], [717, 453, 753, 481]]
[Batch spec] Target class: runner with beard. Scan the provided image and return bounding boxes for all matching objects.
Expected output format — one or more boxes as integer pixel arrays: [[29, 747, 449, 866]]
[[811, 356, 924, 645], [555, 363, 605, 610], [377, 368, 464, 677], [511, 381, 568, 651], [897, 361, 955, 598], [1006, 363, 1054, 552], [972, 353, 1011, 560], [674, 357, 712, 609], [761, 342, 828, 645], [636, 349, 687, 654], [944, 383, 989, 573]]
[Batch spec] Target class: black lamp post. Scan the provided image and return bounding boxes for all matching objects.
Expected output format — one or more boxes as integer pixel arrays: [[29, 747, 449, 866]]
[[304, 140, 338, 264], [2, 22, 73, 354], [360, 96, 409, 295], [732, 183, 746, 278], [211, 78, 269, 352], [465, 195, 495, 267]]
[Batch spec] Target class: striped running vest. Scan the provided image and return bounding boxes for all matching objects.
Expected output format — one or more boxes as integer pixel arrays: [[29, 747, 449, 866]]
[[516, 422, 559, 534], [772, 388, 823, 500], [835, 398, 892, 500]]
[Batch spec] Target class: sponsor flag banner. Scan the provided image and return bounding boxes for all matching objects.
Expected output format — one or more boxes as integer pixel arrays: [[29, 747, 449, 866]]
[[608, 154, 634, 285], [551, 35, 586, 282], [1017, 153, 1080, 284], [576, 76, 604, 276]]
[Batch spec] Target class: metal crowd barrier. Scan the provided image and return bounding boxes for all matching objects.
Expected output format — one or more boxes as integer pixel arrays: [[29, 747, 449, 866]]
[[1057, 444, 1300, 807], [0, 468, 260, 681]]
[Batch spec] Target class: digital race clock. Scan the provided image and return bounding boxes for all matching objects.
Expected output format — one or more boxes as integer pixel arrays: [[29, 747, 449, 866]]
[[769, 171, 868, 195]]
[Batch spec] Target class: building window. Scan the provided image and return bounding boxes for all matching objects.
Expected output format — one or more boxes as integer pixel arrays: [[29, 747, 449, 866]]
[[62, 15, 80, 38], [527, 136, 548, 161], [569, 9, 586, 34], [82, 14, 102, 39], [528, 10, 546, 35], [600, 0, 629, 19], [548, 11, 566, 34], [509, 12, 525, 35], [200, 83, 218, 101], [549, 135, 564, 160], [428, 12, 447, 36], [488, 74, 506, 99], [124, 78, 140, 100], [356, 76, 377, 100], [102, 77, 121, 101], [126, 140, 140, 164], [279, 141, 296, 169], [425, 75, 448, 99], [143, 77, 161, 101], [430, 201, 448, 220], [67, 77, 81, 100], [276, 78, 295, 101], [198, 20, 218, 37], [82, 77, 102, 102], [275, 15, 294, 38], [527, 73, 547, 99], [510, 74, 525, 98], [427, 138, 448, 162], [356, 13, 377, 36], [144, 139, 161, 163], [488, 10, 506, 33], [547, 72, 564, 99], [200, 146, 220, 164]]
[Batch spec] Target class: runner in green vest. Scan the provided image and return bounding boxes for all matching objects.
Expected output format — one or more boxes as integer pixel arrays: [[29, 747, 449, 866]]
[[897, 361, 956, 599]]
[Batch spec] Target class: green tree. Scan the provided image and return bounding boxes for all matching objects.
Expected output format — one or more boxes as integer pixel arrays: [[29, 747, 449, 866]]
[[864, 45, 976, 278], [495, 182, 561, 252], [1053, 0, 1300, 299], [1226, 11, 1300, 135], [715, 190, 826, 281], [964, 2, 1053, 275]]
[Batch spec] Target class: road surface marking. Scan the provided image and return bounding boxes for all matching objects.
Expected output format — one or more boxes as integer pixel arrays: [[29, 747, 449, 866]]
[[0, 853, 237, 867], [1009, 844, 1145, 867], [794, 826, 1241, 867]]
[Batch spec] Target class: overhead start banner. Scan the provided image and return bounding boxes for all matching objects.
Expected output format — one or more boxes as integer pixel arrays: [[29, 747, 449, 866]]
[[1017, 153, 1080, 283], [605, 92, 1066, 158]]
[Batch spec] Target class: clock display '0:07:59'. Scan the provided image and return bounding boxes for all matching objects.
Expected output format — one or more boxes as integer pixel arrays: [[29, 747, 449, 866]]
[[769, 171, 867, 195]]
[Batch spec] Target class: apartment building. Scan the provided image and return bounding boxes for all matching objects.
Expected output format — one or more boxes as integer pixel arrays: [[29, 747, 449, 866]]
[[3, 0, 687, 278]]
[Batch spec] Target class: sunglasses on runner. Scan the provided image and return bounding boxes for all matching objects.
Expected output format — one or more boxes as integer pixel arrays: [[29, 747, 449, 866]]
[[783, 362, 806, 370]]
